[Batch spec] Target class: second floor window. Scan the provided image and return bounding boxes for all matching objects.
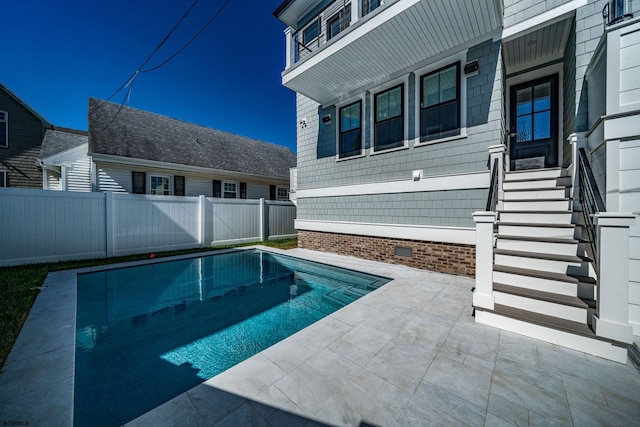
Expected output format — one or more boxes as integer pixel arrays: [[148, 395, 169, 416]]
[[327, 6, 351, 41], [0, 111, 7, 148], [363, 0, 381, 16], [224, 182, 237, 198], [150, 175, 170, 195], [339, 100, 362, 158], [420, 63, 460, 142], [374, 84, 404, 151], [277, 186, 289, 201], [302, 19, 320, 45]]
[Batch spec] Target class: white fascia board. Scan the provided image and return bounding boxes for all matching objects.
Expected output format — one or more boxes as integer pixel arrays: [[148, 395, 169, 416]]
[[295, 171, 489, 199], [296, 219, 475, 245], [282, 0, 421, 84], [89, 153, 290, 185], [501, 0, 587, 42]]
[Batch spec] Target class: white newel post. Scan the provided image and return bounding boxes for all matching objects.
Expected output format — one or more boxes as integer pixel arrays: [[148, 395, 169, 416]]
[[473, 212, 497, 310], [350, 0, 359, 24], [284, 27, 294, 69], [488, 144, 505, 202], [593, 213, 636, 344]]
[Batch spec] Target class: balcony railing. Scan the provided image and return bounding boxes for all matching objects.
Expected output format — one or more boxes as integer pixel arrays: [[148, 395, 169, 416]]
[[286, 0, 386, 68]]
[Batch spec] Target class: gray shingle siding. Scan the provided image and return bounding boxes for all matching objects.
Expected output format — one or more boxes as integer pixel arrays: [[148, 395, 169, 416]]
[[0, 89, 47, 189], [504, 0, 567, 28], [296, 38, 503, 192], [563, 19, 577, 168], [297, 189, 487, 228]]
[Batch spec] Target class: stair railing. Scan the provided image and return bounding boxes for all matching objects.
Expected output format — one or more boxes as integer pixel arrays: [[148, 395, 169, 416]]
[[577, 147, 606, 273], [486, 157, 499, 212]]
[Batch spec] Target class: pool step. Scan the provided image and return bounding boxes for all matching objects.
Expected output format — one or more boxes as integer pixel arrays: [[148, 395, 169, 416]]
[[322, 288, 356, 307]]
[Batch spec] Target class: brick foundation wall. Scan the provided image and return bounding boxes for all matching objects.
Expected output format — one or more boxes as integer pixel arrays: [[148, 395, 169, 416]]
[[298, 230, 476, 278]]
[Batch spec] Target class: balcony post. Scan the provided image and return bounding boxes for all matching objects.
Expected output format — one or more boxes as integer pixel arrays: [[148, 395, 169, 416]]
[[488, 144, 505, 203], [284, 27, 294, 69], [592, 212, 636, 344], [473, 211, 497, 310], [351, 0, 359, 24]]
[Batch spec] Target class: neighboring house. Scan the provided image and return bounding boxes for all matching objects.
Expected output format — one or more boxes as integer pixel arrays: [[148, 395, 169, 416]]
[[39, 127, 90, 192], [0, 83, 52, 188], [86, 98, 296, 200], [274, 0, 640, 362]]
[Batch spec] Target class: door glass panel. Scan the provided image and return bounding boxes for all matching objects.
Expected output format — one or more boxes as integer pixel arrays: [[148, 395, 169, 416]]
[[516, 88, 532, 115], [534, 111, 551, 139], [516, 116, 532, 142], [533, 83, 551, 112]]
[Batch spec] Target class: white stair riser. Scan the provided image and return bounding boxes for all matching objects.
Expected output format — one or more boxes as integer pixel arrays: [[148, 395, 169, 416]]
[[504, 189, 569, 200], [495, 255, 581, 274], [496, 239, 580, 257], [493, 292, 587, 323], [498, 225, 576, 239], [502, 200, 571, 211], [475, 311, 628, 363], [499, 212, 574, 224], [493, 271, 577, 296], [503, 179, 559, 190], [504, 169, 565, 181]]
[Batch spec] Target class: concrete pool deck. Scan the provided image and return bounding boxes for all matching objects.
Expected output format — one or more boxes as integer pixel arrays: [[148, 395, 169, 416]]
[[1, 246, 639, 426]]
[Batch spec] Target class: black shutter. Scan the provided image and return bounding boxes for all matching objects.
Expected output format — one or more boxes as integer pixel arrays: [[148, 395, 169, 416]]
[[239, 182, 247, 199], [213, 180, 222, 197], [132, 171, 146, 194], [174, 176, 185, 196], [269, 185, 276, 201]]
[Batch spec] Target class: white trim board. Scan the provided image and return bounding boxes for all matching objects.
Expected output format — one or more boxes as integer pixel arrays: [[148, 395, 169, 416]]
[[295, 171, 489, 199], [296, 219, 475, 245], [502, 0, 587, 42]]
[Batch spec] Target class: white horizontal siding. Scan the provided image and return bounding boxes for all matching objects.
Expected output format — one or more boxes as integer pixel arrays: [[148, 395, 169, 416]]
[[185, 177, 212, 197], [97, 165, 130, 193], [46, 171, 61, 191], [247, 183, 269, 199], [66, 157, 92, 192]]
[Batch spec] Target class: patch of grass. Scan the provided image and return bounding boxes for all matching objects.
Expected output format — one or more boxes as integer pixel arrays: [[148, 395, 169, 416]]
[[0, 238, 297, 368]]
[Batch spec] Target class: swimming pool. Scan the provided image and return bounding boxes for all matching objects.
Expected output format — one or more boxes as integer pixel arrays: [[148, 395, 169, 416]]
[[74, 249, 389, 426]]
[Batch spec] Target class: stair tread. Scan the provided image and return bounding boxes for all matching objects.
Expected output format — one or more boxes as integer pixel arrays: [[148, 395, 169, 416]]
[[499, 222, 576, 228], [496, 235, 580, 244], [505, 167, 564, 175], [478, 304, 616, 343], [503, 187, 568, 192], [503, 176, 571, 184], [493, 265, 578, 283], [497, 210, 573, 214], [503, 198, 572, 202], [493, 283, 588, 308], [494, 249, 584, 263], [569, 274, 597, 285]]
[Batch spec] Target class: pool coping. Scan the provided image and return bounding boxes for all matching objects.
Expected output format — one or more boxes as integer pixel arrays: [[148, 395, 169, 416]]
[[0, 245, 399, 425]]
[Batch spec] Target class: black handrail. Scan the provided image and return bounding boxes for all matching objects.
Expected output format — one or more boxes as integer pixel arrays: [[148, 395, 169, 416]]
[[578, 147, 606, 273], [486, 157, 499, 212]]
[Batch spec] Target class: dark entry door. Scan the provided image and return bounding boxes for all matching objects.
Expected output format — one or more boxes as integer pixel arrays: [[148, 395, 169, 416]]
[[509, 74, 559, 170]]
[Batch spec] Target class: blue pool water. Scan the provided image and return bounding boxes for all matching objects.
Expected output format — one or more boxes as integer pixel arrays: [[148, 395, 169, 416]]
[[74, 249, 389, 426]]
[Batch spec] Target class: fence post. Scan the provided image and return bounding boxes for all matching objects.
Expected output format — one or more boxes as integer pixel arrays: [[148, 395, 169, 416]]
[[105, 191, 114, 257], [592, 212, 635, 344], [472, 211, 497, 310], [199, 195, 206, 247], [259, 198, 268, 241]]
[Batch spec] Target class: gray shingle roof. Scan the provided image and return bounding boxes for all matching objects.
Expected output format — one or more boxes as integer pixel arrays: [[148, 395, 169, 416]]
[[40, 127, 88, 159], [88, 98, 296, 180]]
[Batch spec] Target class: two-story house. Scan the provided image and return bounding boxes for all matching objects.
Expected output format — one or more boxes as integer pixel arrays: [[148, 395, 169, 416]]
[[0, 83, 52, 188], [274, 0, 640, 362]]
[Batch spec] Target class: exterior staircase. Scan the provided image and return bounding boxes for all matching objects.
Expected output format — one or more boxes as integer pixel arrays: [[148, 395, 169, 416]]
[[474, 167, 629, 363]]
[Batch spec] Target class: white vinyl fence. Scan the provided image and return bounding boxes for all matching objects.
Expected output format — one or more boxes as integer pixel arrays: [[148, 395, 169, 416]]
[[0, 188, 297, 267]]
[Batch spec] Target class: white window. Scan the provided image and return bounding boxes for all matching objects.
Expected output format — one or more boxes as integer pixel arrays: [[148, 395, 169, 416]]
[[223, 182, 237, 198], [0, 111, 7, 148], [277, 186, 289, 201], [149, 174, 171, 195], [0, 171, 6, 187]]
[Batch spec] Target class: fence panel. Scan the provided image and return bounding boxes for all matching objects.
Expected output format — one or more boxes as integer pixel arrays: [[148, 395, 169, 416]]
[[112, 194, 201, 256], [267, 201, 297, 239], [0, 188, 106, 266], [208, 198, 261, 245]]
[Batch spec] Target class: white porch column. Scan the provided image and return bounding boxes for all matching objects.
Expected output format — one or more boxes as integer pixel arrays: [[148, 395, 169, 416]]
[[593, 213, 636, 344], [284, 27, 294, 69], [473, 211, 497, 310], [488, 144, 506, 203]]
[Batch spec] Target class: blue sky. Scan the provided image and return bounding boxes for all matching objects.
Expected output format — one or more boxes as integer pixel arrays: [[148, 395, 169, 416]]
[[2, 0, 296, 153]]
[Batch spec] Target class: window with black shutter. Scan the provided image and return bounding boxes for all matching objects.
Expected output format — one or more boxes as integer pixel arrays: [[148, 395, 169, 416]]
[[174, 176, 185, 196], [213, 180, 222, 197], [132, 171, 146, 194], [239, 182, 247, 199]]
